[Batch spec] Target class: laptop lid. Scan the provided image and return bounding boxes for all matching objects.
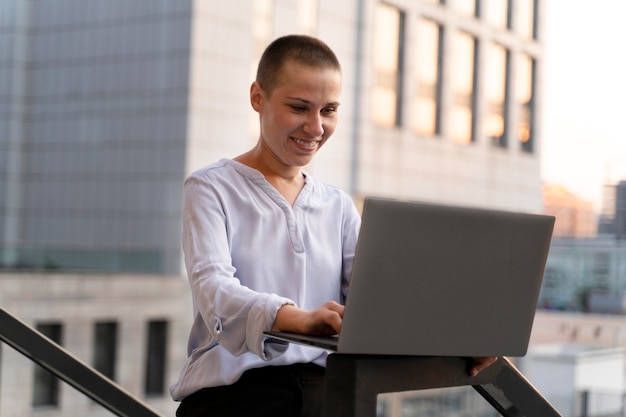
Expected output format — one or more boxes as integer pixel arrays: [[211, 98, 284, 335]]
[[266, 197, 554, 357]]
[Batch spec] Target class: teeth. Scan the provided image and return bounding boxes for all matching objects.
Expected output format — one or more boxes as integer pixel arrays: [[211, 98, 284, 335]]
[[292, 137, 317, 148]]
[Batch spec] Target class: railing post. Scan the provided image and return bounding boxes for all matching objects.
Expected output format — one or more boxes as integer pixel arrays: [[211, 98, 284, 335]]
[[323, 354, 562, 417]]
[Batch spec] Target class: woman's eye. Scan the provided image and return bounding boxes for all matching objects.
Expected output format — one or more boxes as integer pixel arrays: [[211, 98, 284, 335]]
[[290, 105, 306, 112]]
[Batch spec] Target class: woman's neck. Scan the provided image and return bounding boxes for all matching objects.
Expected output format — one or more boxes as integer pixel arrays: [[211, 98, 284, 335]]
[[234, 149, 305, 206]]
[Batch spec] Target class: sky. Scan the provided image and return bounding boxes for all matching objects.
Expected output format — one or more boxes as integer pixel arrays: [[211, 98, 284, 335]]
[[541, 0, 626, 210]]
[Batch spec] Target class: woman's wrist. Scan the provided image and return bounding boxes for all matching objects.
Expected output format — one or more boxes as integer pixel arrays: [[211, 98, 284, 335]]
[[271, 304, 305, 332]]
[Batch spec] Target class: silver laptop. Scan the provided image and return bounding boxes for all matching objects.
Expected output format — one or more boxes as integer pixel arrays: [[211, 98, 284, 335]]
[[265, 197, 555, 357]]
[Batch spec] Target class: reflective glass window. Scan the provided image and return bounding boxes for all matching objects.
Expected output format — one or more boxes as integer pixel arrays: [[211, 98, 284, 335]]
[[373, 3, 404, 127], [144, 320, 168, 396], [93, 321, 118, 381], [413, 18, 442, 136], [518, 0, 536, 39], [517, 54, 535, 152], [451, 0, 477, 17], [33, 323, 62, 407], [484, 0, 509, 29], [450, 31, 476, 144], [485, 42, 508, 147], [298, 0, 318, 34]]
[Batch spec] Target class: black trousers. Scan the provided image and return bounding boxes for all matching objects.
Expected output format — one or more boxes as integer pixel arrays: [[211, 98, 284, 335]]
[[176, 363, 326, 417]]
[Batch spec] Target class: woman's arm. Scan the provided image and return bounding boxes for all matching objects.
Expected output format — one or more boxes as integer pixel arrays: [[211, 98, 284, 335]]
[[271, 301, 345, 335]]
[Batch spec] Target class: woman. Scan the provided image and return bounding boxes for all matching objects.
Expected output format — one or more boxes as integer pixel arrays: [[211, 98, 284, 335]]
[[170, 34, 495, 417]]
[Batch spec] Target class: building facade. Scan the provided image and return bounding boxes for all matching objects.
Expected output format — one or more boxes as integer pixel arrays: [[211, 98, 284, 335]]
[[599, 180, 626, 239], [542, 184, 597, 238], [1, 0, 192, 274], [1, 0, 544, 275], [540, 237, 626, 312], [0, 1, 543, 416], [0, 273, 190, 417], [540, 180, 626, 313]]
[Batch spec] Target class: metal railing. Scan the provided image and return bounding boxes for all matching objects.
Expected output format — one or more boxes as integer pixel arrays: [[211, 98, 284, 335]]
[[0, 307, 165, 417], [2, 306, 561, 417], [323, 353, 563, 416]]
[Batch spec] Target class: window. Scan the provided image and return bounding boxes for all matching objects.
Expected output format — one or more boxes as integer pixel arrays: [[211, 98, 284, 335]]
[[450, 31, 477, 144], [451, 0, 477, 17], [372, 3, 405, 128], [252, 0, 272, 42], [483, 0, 510, 29], [297, 0, 318, 34], [413, 18, 442, 136], [93, 321, 118, 381], [518, 0, 537, 39], [485, 43, 509, 147], [516, 54, 535, 152], [592, 252, 610, 290], [144, 320, 168, 396], [616, 182, 626, 239], [33, 323, 62, 408]]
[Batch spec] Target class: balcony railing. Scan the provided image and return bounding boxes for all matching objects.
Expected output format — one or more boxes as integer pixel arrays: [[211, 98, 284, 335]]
[[322, 353, 562, 417], [0, 307, 165, 417], [1, 306, 562, 417]]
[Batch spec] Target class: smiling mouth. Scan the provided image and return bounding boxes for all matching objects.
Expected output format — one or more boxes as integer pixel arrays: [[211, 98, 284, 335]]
[[291, 137, 319, 148]]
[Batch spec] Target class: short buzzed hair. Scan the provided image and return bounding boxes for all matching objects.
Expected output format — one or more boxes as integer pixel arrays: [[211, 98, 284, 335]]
[[256, 34, 341, 96]]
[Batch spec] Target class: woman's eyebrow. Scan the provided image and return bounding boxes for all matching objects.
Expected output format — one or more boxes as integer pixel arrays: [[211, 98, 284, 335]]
[[286, 97, 341, 107]]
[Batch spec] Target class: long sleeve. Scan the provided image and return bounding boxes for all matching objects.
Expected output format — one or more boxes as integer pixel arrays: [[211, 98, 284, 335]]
[[182, 172, 293, 358], [170, 159, 361, 400]]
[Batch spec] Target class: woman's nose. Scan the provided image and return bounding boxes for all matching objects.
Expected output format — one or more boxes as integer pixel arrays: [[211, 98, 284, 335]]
[[304, 112, 324, 137]]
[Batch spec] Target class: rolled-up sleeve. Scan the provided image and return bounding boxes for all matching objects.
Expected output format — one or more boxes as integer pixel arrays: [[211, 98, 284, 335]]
[[182, 174, 295, 358], [171, 159, 361, 400]]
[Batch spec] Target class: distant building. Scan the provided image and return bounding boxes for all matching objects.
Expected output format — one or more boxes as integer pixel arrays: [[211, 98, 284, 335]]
[[522, 344, 626, 417], [539, 236, 626, 312], [0, 1, 544, 416], [599, 181, 626, 239], [619, 181, 626, 238], [540, 182, 626, 314], [543, 184, 597, 238], [529, 311, 626, 417]]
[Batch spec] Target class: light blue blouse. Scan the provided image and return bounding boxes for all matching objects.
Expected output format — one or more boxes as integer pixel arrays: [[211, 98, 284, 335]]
[[170, 159, 361, 401]]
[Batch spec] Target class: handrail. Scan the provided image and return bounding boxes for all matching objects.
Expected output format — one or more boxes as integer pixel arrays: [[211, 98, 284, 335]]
[[474, 356, 561, 416], [323, 354, 562, 417], [1, 305, 562, 417], [0, 307, 165, 417]]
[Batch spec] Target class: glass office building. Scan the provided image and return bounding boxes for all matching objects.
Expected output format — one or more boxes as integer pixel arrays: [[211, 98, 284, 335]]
[[0, 1, 543, 416], [1, 1, 192, 274], [1, 0, 543, 276]]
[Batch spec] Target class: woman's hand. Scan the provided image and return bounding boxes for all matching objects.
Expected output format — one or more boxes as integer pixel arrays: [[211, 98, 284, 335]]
[[271, 301, 345, 335], [272, 303, 498, 377], [469, 356, 498, 376]]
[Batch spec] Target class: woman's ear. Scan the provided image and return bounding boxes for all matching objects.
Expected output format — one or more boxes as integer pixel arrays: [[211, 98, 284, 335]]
[[250, 81, 264, 112]]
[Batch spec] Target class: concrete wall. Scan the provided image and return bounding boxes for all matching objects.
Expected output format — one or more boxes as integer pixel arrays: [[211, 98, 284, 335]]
[[0, 273, 191, 417]]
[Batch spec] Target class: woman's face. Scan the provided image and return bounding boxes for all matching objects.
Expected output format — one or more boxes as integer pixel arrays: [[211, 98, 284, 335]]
[[250, 60, 342, 169]]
